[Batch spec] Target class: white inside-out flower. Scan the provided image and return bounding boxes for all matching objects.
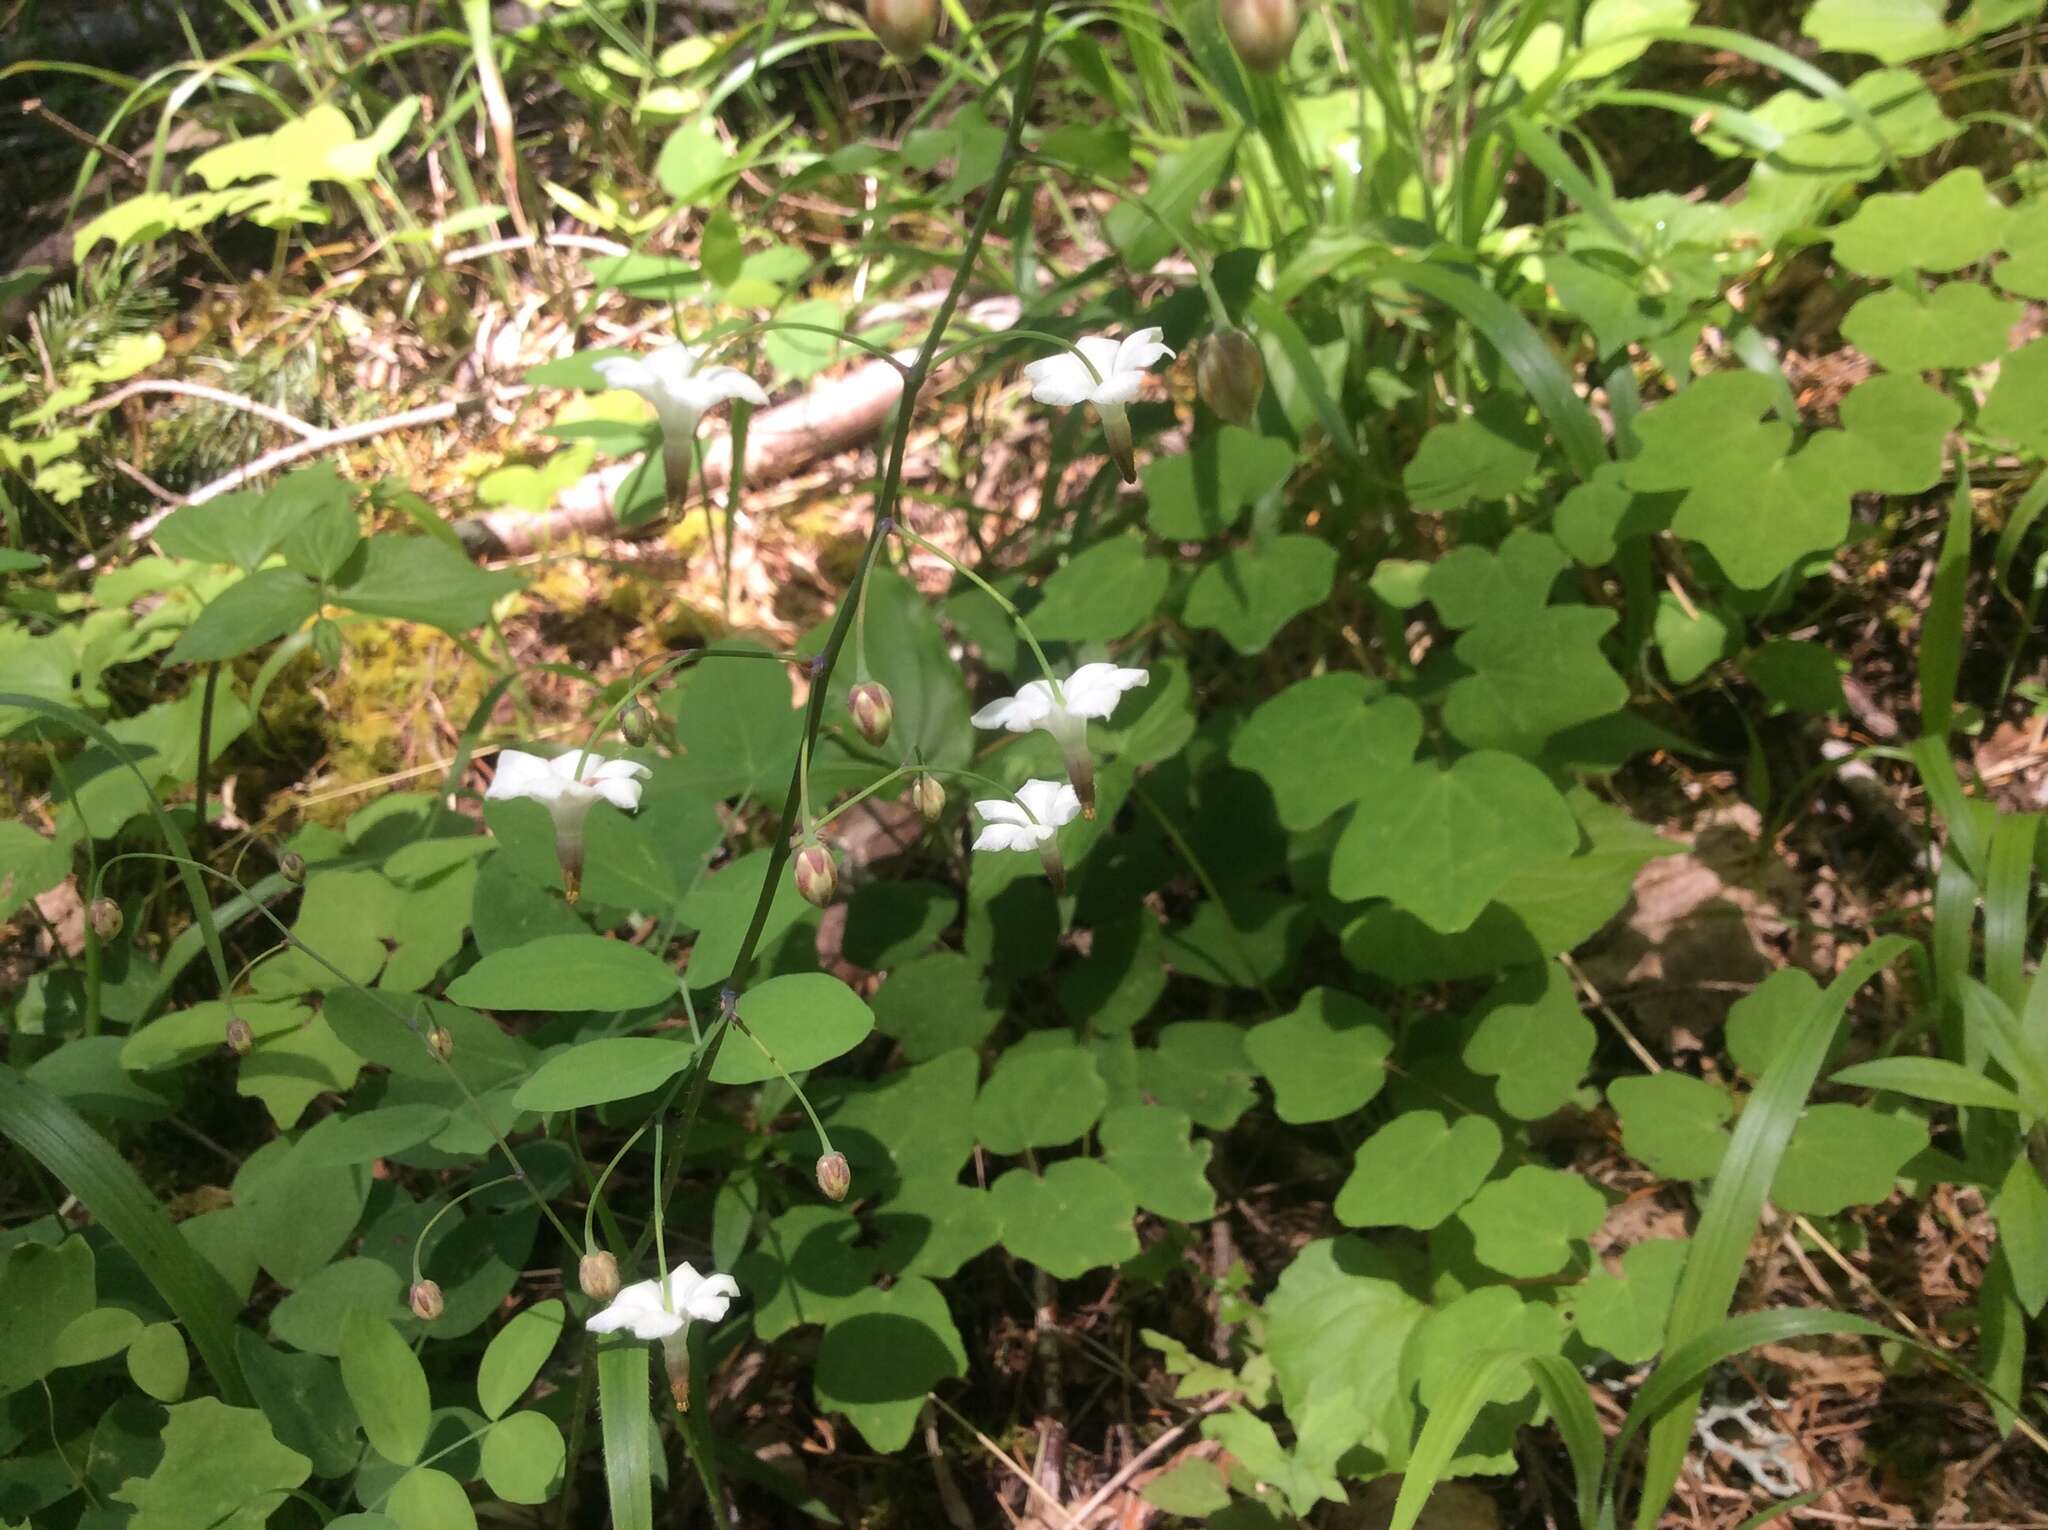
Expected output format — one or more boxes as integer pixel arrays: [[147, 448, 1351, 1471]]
[[594, 344, 769, 507], [1021, 328, 1174, 481], [586, 1261, 739, 1342], [970, 663, 1148, 816], [972, 777, 1082, 853], [485, 747, 650, 878]]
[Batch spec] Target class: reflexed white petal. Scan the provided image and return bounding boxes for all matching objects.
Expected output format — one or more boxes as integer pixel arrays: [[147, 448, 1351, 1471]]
[[593, 356, 656, 394], [1022, 353, 1095, 408], [1013, 777, 1080, 830], [592, 777, 645, 813], [486, 749, 565, 803], [641, 344, 705, 395], [1075, 335, 1124, 382], [973, 820, 1048, 852], [1114, 327, 1175, 374], [1091, 373, 1143, 408], [675, 1269, 739, 1324], [970, 679, 1058, 732], [585, 758, 653, 783], [586, 1278, 685, 1340], [1061, 663, 1149, 719], [691, 364, 771, 409], [973, 797, 1032, 827]]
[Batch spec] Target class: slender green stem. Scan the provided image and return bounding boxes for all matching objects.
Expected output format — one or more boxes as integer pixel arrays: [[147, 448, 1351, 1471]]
[[893, 525, 1063, 698], [410, 1176, 518, 1285], [1021, 157, 1233, 327]]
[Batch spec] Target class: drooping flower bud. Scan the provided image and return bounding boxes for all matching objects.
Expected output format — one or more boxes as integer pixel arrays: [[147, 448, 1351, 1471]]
[[848, 682, 894, 748], [579, 1250, 621, 1302], [816, 1152, 852, 1203], [427, 1026, 455, 1062], [793, 843, 838, 908], [620, 702, 655, 747], [409, 1279, 445, 1322], [279, 851, 307, 884], [867, 0, 938, 59], [1221, 0, 1299, 72], [912, 774, 946, 825], [88, 898, 122, 942], [225, 1016, 254, 1055], [1197, 328, 1266, 426]]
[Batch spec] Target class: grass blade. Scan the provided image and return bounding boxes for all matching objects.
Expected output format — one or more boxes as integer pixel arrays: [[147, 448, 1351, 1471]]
[[1387, 1349, 1532, 1530], [0, 1065, 248, 1404], [1633, 937, 1915, 1530], [1528, 1353, 1606, 1529], [597, 1337, 654, 1530], [1920, 464, 1974, 741]]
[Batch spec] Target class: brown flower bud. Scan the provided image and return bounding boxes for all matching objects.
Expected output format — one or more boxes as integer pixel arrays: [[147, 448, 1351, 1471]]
[[88, 897, 122, 942], [1197, 328, 1266, 427], [911, 774, 946, 825], [579, 1250, 621, 1303], [848, 682, 894, 749], [225, 1016, 254, 1055], [409, 1279, 445, 1322], [867, 0, 938, 59], [1221, 0, 1299, 72], [816, 1151, 852, 1203], [792, 843, 838, 908], [279, 851, 307, 884], [427, 1026, 455, 1062]]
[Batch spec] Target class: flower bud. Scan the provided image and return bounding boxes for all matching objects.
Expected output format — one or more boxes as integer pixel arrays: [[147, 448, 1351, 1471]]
[[912, 774, 946, 825], [1198, 328, 1266, 427], [816, 1151, 851, 1203], [225, 1017, 254, 1055], [848, 682, 894, 749], [867, 0, 938, 59], [793, 843, 838, 908], [279, 851, 306, 884], [409, 1279, 445, 1322], [579, 1250, 621, 1303], [427, 1026, 455, 1062], [88, 897, 122, 942], [620, 702, 655, 747], [1221, 0, 1299, 72]]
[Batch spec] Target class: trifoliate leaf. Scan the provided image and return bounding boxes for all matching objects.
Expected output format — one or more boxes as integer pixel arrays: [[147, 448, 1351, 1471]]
[[1464, 961, 1596, 1119], [1423, 529, 1569, 627], [1245, 988, 1393, 1123], [1829, 167, 2010, 275], [1457, 1165, 1607, 1277], [1771, 1103, 1927, 1215], [1099, 1104, 1216, 1219], [1839, 282, 2022, 372], [1609, 1072, 1732, 1180], [1335, 1111, 1501, 1229], [988, 1160, 1139, 1277], [1567, 1238, 1688, 1363]]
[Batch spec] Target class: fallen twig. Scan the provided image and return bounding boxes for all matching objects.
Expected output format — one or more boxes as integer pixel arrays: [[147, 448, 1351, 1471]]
[[77, 379, 322, 438]]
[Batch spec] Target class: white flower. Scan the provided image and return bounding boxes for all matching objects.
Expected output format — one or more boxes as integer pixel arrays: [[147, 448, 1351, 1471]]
[[485, 747, 650, 877], [585, 1261, 740, 1342], [971, 778, 1082, 853], [1021, 328, 1174, 482], [970, 663, 1148, 817], [593, 344, 770, 442]]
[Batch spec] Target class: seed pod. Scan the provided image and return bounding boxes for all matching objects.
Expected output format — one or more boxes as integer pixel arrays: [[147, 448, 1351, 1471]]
[[427, 1026, 455, 1062], [792, 843, 838, 908], [579, 1250, 621, 1303], [1221, 0, 1299, 72], [279, 850, 307, 884], [867, 0, 938, 59], [816, 1151, 852, 1203], [88, 898, 122, 942], [911, 774, 945, 825], [225, 1017, 254, 1055], [409, 1279, 445, 1322], [848, 682, 894, 749], [1197, 328, 1266, 426]]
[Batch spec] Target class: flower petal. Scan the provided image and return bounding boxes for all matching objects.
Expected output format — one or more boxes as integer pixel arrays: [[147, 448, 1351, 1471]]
[[1061, 663, 1149, 719], [973, 797, 1031, 827], [692, 364, 770, 409], [973, 821, 1046, 852], [593, 356, 655, 394], [1022, 353, 1094, 408], [1115, 327, 1175, 374], [592, 777, 645, 813], [1014, 777, 1081, 829], [486, 749, 562, 802], [970, 679, 1057, 732]]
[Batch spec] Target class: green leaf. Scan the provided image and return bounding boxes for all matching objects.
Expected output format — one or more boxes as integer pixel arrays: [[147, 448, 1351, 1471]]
[[386, 1466, 477, 1530], [823, 1049, 979, 1185], [1229, 679, 1421, 833], [1610, 1071, 1732, 1179], [842, 879, 955, 969], [764, 297, 842, 381], [680, 847, 812, 985], [1464, 961, 1596, 1119], [1099, 1103, 1216, 1219], [739, 1204, 879, 1340], [269, 1257, 404, 1356], [597, 1340, 652, 1530], [278, 464, 363, 579], [167, 568, 319, 663], [1839, 282, 2022, 372], [1803, 0, 2039, 65], [1771, 1103, 1926, 1215], [874, 1179, 1002, 1280], [512, 1037, 697, 1111], [655, 118, 729, 202], [1830, 1055, 2024, 1112], [52, 1303, 143, 1369], [1027, 535, 1170, 642], [1403, 405, 1544, 510], [1746, 639, 1846, 715], [1141, 426, 1295, 539], [1104, 130, 1236, 269], [0, 819, 71, 923], [296, 1104, 451, 1167], [989, 1160, 1140, 1277], [1568, 1238, 1689, 1364], [870, 953, 1001, 1061], [238, 1334, 360, 1480], [0, 1235, 94, 1392], [1672, 435, 1855, 590], [341, 1311, 430, 1466], [1136, 1020, 1261, 1129], [155, 476, 322, 572], [1980, 336, 2048, 456], [660, 645, 800, 802], [128, 1321, 191, 1402], [332, 536, 520, 634], [446, 934, 678, 1012], [1329, 751, 1580, 933], [813, 1276, 967, 1452], [712, 973, 875, 1084], [479, 1411, 565, 1503], [1458, 1165, 1608, 1277], [1553, 461, 1675, 565], [1142, 1458, 1231, 1516], [1444, 605, 1629, 752], [234, 1138, 370, 1288], [974, 1039, 1107, 1153], [1423, 529, 1569, 627], [111, 1397, 310, 1530], [1830, 167, 2010, 275], [1183, 534, 1337, 653], [1996, 1157, 2048, 1316], [1654, 593, 1735, 684], [237, 1013, 364, 1130], [1245, 988, 1392, 1123], [1335, 1111, 1501, 1229]]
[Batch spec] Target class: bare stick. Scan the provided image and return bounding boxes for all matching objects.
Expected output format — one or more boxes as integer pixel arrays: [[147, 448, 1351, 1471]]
[[76, 380, 321, 438], [1065, 1395, 1236, 1527]]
